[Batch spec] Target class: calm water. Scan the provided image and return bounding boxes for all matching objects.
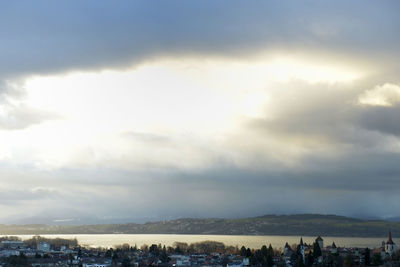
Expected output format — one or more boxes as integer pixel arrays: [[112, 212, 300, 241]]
[[4, 234, 390, 249]]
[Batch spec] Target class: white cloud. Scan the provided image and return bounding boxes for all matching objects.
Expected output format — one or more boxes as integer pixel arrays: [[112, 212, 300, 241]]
[[359, 83, 400, 106]]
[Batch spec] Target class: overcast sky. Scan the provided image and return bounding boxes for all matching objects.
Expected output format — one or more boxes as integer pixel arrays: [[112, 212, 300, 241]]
[[0, 1, 399, 224]]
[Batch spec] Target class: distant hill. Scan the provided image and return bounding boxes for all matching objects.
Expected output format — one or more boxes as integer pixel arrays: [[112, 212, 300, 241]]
[[0, 214, 398, 237]]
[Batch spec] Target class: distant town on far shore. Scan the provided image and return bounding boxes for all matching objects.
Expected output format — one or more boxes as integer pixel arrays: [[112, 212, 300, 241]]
[[0, 214, 399, 237]]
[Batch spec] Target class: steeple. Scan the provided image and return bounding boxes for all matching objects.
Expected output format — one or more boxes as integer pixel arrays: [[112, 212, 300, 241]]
[[300, 237, 304, 246], [387, 230, 394, 245], [385, 230, 396, 256]]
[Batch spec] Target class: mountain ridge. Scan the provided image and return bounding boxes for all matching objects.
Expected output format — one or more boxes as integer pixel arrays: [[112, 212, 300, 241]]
[[0, 214, 397, 237]]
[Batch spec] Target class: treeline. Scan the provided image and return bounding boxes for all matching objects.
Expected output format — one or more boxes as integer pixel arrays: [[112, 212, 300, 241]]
[[111, 241, 278, 266], [114, 241, 235, 254], [24, 235, 78, 248], [0, 235, 78, 248]]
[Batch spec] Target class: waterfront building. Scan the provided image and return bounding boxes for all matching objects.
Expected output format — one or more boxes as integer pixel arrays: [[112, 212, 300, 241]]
[[0, 240, 24, 249]]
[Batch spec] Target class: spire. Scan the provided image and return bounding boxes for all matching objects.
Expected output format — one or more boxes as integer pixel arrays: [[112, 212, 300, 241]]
[[387, 230, 394, 245], [332, 242, 337, 248], [300, 237, 304, 246]]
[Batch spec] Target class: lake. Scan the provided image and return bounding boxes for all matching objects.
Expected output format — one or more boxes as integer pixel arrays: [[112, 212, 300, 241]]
[[2, 234, 390, 249]]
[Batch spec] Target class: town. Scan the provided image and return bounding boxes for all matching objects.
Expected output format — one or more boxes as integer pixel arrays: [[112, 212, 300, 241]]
[[0, 232, 399, 267]]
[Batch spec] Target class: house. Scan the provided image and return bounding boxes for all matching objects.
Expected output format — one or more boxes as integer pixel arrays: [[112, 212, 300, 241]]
[[37, 242, 51, 252], [1, 240, 25, 249]]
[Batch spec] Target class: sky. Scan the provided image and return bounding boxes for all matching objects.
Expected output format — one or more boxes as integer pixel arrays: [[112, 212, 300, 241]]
[[0, 1, 400, 224]]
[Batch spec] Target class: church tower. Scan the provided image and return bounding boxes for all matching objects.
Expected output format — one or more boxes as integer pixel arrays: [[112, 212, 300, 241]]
[[299, 237, 305, 263], [385, 231, 396, 256], [316, 235, 324, 249]]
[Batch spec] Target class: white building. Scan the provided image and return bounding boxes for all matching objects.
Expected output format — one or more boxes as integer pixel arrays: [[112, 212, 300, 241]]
[[1, 240, 24, 249], [37, 242, 51, 252]]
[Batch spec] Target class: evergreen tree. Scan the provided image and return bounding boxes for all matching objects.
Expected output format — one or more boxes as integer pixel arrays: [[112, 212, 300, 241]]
[[266, 245, 273, 267], [306, 251, 314, 267], [372, 253, 382, 266], [261, 245, 268, 258], [240, 246, 247, 257], [246, 248, 252, 258], [160, 245, 169, 263], [313, 242, 322, 258], [364, 247, 370, 266]]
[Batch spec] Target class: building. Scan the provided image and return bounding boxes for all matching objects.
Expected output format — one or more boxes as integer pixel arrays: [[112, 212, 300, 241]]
[[37, 242, 51, 252], [330, 242, 337, 254], [83, 264, 111, 267], [385, 231, 397, 256], [316, 236, 324, 249], [299, 238, 305, 263], [1, 240, 25, 249]]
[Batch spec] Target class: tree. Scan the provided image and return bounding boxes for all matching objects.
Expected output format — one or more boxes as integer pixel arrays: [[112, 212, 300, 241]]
[[246, 248, 252, 258], [160, 245, 169, 263], [364, 248, 370, 266], [268, 244, 273, 256], [313, 242, 322, 258], [5, 255, 29, 267], [112, 253, 119, 267], [172, 242, 188, 253], [372, 253, 382, 266], [266, 244, 274, 267], [105, 249, 113, 258], [149, 244, 159, 256], [261, 245, 268, 258], [122, 257, 131, 267], [240, 246, 247, 257], [344, 255, 354, 267], [306, 251, 314, 267]]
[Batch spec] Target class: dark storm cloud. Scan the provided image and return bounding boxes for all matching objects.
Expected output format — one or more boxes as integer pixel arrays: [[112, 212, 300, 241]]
[[244, 80, 400, 149], [38, 161, 400, 220], [0, 0, 399, 78], [358, 106, 400, 137]]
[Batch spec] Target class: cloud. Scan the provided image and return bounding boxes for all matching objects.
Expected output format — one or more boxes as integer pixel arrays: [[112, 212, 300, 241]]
[[0, 1, 399, 222], [0, 187, 60, 205], [359, 83, 400, 106], [0, 103, 60, 130], [0, 80, 61, 130], [0, 1, 398, 79]]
